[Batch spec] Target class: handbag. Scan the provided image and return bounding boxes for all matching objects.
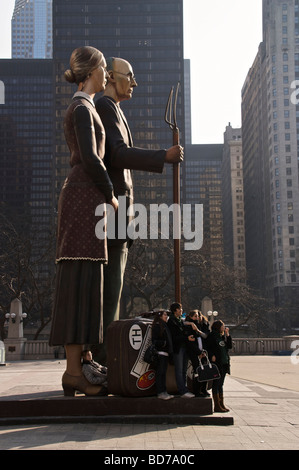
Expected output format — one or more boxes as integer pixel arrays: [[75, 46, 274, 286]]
[[143, 343, 158, 365], [196, 355, 220, 382]]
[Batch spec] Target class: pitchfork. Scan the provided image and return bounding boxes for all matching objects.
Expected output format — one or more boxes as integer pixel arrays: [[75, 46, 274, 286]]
[[164, 82, 181, 304]]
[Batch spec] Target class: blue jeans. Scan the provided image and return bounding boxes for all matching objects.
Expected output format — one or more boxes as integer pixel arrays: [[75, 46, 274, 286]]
[[173, 346, 189, 395]]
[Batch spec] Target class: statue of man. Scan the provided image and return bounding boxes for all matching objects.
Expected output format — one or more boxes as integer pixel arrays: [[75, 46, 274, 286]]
[[95, 57, 183, 362]]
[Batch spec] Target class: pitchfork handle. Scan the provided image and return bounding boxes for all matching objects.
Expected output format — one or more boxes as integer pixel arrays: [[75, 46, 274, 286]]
[[173, 128, 181, 303]]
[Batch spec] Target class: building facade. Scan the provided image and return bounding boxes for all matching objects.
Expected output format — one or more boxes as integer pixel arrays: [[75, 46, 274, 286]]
[[184, 144, 224, 299], [242, 0, 299, 321], [0, 59, 53, 222], [222, 124, 246, 280], [0, 58, 54, 302], [11, 0, 52, 59]]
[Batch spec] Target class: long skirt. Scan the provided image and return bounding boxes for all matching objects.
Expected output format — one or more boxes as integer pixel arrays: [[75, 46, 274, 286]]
[[49, 260, 104, 346]]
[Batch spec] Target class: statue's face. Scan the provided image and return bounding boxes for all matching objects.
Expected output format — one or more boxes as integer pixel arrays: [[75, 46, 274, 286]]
[[91, 57, 108, 93], [112, 58, 137, 102]]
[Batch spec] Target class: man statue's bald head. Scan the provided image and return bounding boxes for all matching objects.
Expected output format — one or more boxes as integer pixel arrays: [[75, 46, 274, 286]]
[[104, 57, 137, 103]]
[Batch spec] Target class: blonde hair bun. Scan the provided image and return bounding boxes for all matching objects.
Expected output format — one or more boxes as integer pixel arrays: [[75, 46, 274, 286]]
[[65, 46, 104, 85], [64, 68, 76, 83]]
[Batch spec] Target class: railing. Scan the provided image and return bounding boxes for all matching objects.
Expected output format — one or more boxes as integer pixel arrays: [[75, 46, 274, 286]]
[[24, 340, 65, 360], [20, 337, 297, 360], [231, 338, 291, 355]]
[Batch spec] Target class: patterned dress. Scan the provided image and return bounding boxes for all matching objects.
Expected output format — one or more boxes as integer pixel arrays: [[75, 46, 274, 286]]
[[49, 93, 114, 346]]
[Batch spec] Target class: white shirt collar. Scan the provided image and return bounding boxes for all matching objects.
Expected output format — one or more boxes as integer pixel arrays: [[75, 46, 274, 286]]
[[72, 91, 95, 107]]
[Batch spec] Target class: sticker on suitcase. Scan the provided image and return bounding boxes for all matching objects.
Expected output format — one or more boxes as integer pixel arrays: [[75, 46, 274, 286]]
[[136, 369, 156, 390], [129, 322, 156, 390], [129, 324, 143, 350]]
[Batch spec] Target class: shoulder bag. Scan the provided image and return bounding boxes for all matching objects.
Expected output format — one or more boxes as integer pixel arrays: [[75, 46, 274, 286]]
[[196, 354, 220, 382]]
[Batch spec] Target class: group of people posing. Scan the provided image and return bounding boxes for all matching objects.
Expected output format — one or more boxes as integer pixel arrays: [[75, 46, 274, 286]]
[[152, 303, 232, 413]]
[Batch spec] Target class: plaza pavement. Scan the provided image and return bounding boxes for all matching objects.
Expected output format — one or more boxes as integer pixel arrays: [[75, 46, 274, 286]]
[[0, 355, 298, 451]]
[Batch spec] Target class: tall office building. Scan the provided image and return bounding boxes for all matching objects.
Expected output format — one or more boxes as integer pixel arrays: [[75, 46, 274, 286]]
[[242, 0, 299, 320], [222, 124, 246, 280], [0, 59, 54, 327], [0, 59, 53, 223], [184, 144, 224, 300], [11, 0, 52, 59]]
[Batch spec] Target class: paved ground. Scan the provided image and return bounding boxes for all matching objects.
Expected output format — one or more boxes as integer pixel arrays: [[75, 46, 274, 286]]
[[0, 355, 298, 451]]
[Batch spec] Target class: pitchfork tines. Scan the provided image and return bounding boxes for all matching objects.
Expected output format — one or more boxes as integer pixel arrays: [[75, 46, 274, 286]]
[[164, 82, 180, 132]]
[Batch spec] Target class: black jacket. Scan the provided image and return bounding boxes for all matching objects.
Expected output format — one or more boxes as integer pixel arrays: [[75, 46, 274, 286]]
[[167, 314, 189, 354], [152, 322, 173, 355], [95, 95, 166, 244], [206, 331, 232, 375]]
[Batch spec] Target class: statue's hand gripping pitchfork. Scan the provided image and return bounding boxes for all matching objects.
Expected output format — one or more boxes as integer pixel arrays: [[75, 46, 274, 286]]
[[164, 83, 181, 304]]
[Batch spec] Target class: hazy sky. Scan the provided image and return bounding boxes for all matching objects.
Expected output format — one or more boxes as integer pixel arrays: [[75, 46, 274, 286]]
[[0, 0, 263, 144]]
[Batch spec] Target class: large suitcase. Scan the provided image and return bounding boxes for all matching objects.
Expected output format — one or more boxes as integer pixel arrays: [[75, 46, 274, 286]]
[[106, 316, 178, 397]]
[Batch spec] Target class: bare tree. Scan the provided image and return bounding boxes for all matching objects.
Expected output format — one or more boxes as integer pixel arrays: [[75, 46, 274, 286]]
[[0, 208, 56, 340], [123, 236, 280, 335]]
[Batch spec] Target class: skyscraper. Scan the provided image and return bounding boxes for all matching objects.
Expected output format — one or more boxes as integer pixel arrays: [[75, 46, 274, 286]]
[[242, 0, 299, 323], [222, 124, 246, 280], [11, 0, 52, 59], [184, 144, 224, 293], [0, 59, 53, 217]]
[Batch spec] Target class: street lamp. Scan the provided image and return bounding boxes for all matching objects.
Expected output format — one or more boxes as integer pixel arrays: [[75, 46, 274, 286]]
[[4, 299, 28, 361], [20, 312, 27, 323], [5, 312, 27, 324], [207, 310, 218, 324]]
